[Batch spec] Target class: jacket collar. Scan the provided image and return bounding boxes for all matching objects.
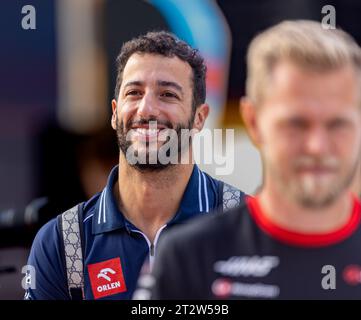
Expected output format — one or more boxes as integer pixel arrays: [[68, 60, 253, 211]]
[[92, 164, 210, 235]]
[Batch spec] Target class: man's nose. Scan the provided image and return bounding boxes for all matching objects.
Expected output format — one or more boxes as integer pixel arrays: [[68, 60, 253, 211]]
[[136, 92, 160, 118], [304, 127, 331, 155]]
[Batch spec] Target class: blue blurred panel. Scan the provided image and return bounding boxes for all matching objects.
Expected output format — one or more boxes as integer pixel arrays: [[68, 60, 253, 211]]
[[148, 0, 232, 116], [0, 0, 56, 210], [0, 0, 56, 113], [149, 0, 228, 56]]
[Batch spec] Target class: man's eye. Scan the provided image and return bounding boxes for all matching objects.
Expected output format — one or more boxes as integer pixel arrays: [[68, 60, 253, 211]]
[[161, 92, 178, 99], [328, 119, 350, 131], [126, 90, 141, 96], [287, 118, 309, 130]]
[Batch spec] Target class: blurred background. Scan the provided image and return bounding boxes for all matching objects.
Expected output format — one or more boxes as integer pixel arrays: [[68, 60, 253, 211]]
[[0, 0, 360, 299]]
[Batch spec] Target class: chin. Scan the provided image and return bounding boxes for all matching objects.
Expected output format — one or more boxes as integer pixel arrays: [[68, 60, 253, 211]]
[[296, 186, 339, 208], [130, 162, 173, 172]]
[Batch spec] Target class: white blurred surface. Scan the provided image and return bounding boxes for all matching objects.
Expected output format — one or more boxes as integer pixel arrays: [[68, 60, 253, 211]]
[[196, 129, 262, 195]]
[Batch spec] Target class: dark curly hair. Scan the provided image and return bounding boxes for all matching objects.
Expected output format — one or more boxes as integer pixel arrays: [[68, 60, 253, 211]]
[[114, 31, 207, 111]]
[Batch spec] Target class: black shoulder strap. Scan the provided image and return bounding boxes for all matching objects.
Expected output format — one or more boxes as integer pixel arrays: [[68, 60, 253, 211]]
[[57, 203, 85, 300]]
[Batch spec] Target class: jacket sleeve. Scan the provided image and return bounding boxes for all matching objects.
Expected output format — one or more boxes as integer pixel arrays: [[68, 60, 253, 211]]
[[24, 218, 70, 300]]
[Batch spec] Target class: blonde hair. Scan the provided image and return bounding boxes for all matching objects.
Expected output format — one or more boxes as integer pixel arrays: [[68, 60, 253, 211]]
[[246, 20, 361, 105]]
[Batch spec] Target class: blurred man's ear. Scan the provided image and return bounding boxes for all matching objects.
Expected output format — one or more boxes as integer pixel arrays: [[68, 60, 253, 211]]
[[240, 97, 262, 147], [111, 99, 117, 130], [193, 103, 210, 131]]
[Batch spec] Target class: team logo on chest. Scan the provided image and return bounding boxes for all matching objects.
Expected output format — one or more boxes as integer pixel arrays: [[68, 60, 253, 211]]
[[214, 255, 280, 277], [88, 257, 127, 299], [211, 256, 280, 298]]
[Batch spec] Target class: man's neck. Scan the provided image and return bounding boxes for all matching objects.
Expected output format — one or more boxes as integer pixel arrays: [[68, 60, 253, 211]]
[[115, 156, 194, 243], [257, 184, 353, 234]]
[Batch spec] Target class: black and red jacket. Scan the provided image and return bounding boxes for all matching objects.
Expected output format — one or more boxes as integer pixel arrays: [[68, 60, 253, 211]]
[[140, 195, 361, 299]]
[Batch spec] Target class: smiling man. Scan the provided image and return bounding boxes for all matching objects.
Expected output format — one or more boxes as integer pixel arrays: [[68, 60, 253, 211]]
[[25, 31, 244, 300], [142, 21, 361, 299]]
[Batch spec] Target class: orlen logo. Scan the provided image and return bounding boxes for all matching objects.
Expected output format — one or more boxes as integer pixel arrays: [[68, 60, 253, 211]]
[[343, 265, 361, 286], [88, 258, 127, 299], [97, 268, 116, 282]]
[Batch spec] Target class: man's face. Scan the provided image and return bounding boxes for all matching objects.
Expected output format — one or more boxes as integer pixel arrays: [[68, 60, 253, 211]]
[[111, 53, 198, 171], [256, 61, 361, 208]]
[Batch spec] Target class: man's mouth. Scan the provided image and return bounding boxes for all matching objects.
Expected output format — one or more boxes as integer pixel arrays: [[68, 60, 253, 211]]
[[296, 166, 337, 176], [130, 124, 170, 141]]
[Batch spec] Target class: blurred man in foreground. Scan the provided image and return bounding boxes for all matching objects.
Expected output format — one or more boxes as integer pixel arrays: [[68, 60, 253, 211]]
[[138, 20, 361, 299]]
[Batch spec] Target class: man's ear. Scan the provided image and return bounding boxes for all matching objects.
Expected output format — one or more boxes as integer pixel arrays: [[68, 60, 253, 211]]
[[193, 103, 210, 131], [111, 99, 117, 130], [240, 97, 262, 147]]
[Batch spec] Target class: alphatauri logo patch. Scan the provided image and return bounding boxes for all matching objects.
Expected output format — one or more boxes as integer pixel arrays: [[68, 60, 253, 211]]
[[88, 257, 127, 299]]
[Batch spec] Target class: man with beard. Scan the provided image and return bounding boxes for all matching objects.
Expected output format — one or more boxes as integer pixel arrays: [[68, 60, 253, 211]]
[[140, 21, 361, 299], [24, 31, 244, 300]]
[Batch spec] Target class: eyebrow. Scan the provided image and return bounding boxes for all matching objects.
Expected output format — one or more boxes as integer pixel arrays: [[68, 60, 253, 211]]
[[123, 80, 183, 94], [157, 80, 183, 94], [123, 81, 143, 89]]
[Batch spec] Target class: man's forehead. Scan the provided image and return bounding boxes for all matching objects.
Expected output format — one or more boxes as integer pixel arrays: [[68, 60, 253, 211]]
[[263, 62, 360, 108], [121, 53, 192, 88], [124, 53, 191, 73], [262, 101, 358, 124], [270, 61, 359, 91]]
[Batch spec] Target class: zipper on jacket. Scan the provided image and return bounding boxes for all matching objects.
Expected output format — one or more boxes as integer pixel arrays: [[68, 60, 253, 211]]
[[150, 243, 155, 256], [130, 224, 167, 269]]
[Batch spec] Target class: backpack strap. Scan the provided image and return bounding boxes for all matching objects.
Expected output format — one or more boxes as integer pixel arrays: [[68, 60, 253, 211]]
[[222, 182, 243, 212], [57, 203, 85, 300]]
